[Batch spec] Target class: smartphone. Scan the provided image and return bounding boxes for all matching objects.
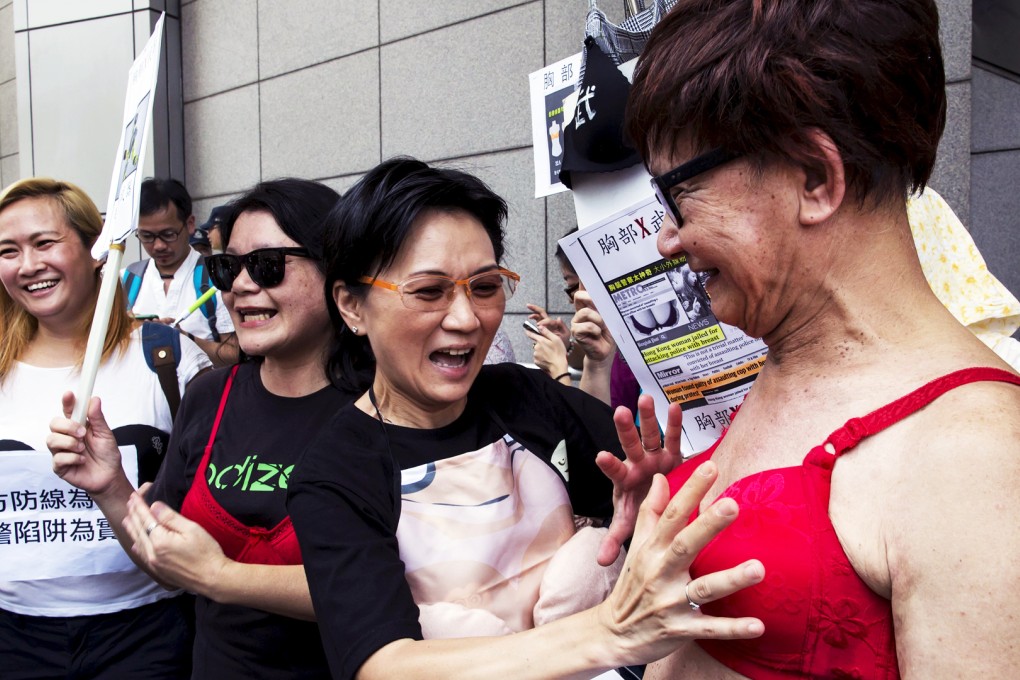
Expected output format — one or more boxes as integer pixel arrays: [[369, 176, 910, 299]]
[[133, 314, 159, 321], [522, 319, 542, 335]]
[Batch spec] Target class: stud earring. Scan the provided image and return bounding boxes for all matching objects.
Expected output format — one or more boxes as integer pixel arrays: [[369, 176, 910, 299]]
[[350, 326, 359, 334]]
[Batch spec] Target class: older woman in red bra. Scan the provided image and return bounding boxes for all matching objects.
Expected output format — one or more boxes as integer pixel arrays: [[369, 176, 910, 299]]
[[623, 0, 1020, 677]]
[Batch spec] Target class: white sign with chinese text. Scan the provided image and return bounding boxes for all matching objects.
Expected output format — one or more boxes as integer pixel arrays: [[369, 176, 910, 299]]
[[561, 197, 769, 456], [92, 13, 165, 258], [528, 52, 582, 198], [0, 448, 139, 581]]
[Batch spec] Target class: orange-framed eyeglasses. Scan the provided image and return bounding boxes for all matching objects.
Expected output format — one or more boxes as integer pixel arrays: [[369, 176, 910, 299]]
[[358, 268, 520, 312]]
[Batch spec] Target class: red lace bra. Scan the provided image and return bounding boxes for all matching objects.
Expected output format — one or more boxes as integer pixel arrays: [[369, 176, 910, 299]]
[[666, 367, 1020, 679]]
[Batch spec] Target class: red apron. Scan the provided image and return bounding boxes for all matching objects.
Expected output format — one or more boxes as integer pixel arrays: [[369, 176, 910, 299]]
[[180, 366, 302, 565]]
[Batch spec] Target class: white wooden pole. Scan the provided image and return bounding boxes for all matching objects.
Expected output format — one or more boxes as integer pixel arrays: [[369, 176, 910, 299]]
[[71, 242, 126, 424]]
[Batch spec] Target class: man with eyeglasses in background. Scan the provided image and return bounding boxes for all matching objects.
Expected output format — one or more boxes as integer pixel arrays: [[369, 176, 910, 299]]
[[124, 178, 238, 366]]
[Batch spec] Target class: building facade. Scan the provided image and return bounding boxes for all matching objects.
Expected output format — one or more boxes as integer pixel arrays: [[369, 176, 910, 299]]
[[1, 0, 1016, 359]]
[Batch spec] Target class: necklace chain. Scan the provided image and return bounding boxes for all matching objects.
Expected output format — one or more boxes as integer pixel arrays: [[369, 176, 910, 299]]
[[367, 387, 393, 424]]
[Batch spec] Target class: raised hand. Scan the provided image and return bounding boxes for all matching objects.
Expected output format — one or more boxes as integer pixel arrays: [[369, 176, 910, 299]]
[[123, 491, 229, 596], [596, 394, 683, 566], [527, 324, 570, 379], [47, 391, 130, 497], [527, 303, 571, 350], [571, 291, 615, 362], [596, 469, 764, 665]]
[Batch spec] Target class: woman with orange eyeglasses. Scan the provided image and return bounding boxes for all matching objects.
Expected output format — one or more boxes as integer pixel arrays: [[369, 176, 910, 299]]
[[287, 157, 766, 680]]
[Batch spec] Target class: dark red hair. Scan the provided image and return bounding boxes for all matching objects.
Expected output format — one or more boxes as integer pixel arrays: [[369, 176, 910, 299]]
[[626, 0, 946, 206]]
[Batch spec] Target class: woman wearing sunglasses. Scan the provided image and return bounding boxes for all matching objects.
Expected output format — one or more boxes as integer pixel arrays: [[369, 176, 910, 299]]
[[287, 157, 766, 680], [49, 178, 354, 678]]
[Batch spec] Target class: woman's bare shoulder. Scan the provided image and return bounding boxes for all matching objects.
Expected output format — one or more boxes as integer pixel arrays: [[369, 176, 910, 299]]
[[873, 375, 1020, 674], [911, 375, 1020, 451]]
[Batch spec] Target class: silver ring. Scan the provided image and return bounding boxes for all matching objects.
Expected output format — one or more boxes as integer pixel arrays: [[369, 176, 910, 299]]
[[144, 521, 158, 536], [685, 581, 701, 611], [645, 444, 662, 453]]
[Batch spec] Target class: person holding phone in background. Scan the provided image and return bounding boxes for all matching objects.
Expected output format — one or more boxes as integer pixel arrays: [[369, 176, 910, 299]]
[[526, 233, 640, 410]]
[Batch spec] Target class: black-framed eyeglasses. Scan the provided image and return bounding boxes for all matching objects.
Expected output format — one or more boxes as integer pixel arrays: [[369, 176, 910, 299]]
[[137, 225, 186, 244], [206, 247, 313, 292], [358, 268, 520, 312], [650, 148, 742, 227]]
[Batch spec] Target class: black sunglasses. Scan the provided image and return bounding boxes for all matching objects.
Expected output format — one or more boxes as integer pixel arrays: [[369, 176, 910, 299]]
[[206, 247, 313, 292], [650, 148, 742, 227]]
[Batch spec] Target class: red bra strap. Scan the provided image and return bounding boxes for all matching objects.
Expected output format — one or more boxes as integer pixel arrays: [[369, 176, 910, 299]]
[[203, 364, 240, 452], [827, 367, 1020, 456]]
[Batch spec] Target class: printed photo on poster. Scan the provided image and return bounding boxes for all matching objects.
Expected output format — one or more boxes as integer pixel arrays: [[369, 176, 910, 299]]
[[560, 196, 770, 455], [544, 85, 571, 186], [115, 93, 149, 202]]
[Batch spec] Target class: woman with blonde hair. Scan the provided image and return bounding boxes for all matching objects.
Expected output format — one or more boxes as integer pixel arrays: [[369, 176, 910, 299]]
[[0, 177, 209, 678]]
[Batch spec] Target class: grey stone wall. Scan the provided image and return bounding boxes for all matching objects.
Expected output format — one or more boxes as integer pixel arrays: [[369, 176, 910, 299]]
[[970, 64, 1020, 300], [930, 0, 972, 220], [0, 1, 17, 189]]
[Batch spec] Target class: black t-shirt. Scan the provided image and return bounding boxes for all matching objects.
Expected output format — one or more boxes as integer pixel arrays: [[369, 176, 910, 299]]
[[288, 363, 624, 680], [150, 362, 356, 680]]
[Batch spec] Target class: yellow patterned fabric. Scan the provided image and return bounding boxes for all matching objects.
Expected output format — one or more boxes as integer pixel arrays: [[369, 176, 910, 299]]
[[908, 188, 1020, 369]]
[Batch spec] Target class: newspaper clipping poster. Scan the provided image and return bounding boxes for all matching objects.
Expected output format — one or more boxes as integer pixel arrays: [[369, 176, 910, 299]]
[[561, 196, 769, 455], [528, 52, 582, 198]]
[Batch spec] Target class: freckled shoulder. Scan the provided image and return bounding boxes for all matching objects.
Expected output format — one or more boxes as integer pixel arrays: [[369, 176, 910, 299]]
[[877, 376, 1020, 674]]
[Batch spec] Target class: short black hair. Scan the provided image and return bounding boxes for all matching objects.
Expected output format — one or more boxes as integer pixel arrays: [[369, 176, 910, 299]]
[[627, 0, 946, 207], [216, 178, 342, 383], [139, 177, 192, 224], [219, 178, 340, 264], [322, 156, 508, 393]]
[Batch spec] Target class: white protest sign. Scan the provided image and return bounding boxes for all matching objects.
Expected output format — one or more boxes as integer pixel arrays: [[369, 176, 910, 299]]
[[528, 52, 582, 198], [0, 448, 139, 582], [558, 50, 767, 455], [74, 14, 165, 424], [92, 12, 165, 259], [560, 197, 768, 456]]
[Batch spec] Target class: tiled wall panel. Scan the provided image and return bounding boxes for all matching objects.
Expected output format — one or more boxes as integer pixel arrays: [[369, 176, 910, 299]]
[[184, 84, 261, 197], [258, 0, 377, 79], [380, 4, 542, 161], [260, 50, 380, 180]]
